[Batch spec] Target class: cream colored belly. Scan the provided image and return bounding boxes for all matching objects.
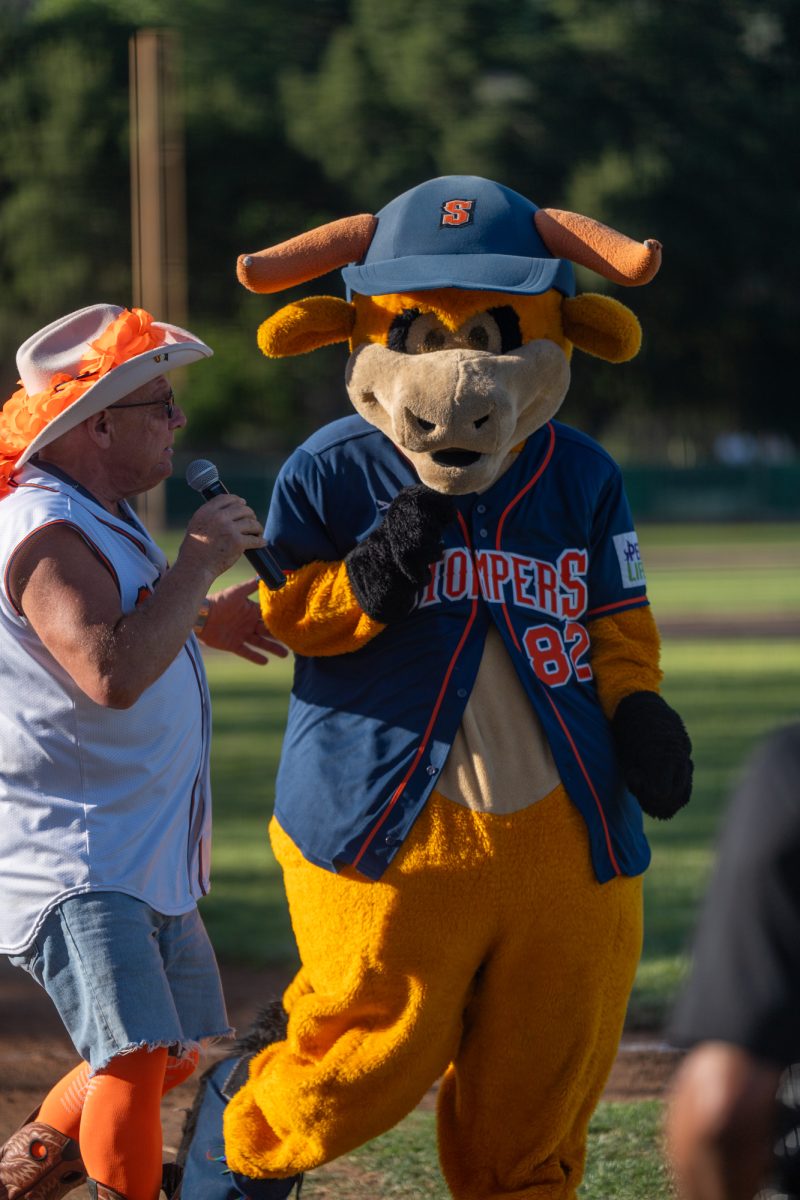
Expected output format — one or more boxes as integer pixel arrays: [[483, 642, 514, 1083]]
[[437, 623, 562, 814]]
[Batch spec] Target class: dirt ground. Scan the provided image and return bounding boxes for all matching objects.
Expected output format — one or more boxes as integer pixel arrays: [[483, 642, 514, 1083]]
[[0, 955, 681, 1196]]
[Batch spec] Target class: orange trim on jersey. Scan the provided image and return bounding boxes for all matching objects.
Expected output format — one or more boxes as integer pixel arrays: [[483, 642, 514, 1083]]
[[182, 641, 210, 895], [10, 481, 59, 494], [352, 510, 480, 871], [3, 519, 120, 616], [94, 514, 148, 555], [485, 422, 621, 876], [543, 690, 621, 876], [586, 595, 649, 619], [495, 420, 557, 651], [17, 480, 150, 555]]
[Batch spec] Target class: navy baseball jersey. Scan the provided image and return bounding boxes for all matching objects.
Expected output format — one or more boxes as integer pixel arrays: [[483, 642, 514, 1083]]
[[265, 414, 652, 883]]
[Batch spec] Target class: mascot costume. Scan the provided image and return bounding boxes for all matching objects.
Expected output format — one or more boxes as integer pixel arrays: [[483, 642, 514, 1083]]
[[179, 175, 692, 1200]]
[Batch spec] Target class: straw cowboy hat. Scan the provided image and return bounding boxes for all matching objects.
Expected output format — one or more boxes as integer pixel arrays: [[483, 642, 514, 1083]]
[[0, 304, 212, 494]]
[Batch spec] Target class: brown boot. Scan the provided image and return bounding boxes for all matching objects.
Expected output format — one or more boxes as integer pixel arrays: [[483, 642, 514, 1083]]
[[0, 1113, 86, 1199], [87, 1168, 180, 1200], [86, 1186, 126, 1200]]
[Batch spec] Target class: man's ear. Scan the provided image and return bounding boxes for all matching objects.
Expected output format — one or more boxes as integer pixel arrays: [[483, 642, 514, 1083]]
[[257, 297, 356, 358], [85, 409, 113, 447], [562, 293, 642, 363]]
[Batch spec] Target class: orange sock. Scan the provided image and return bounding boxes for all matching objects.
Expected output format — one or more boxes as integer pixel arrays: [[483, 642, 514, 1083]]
[[162, 1047, 199, 1092], [38, 1047, 200, 1143], [38, 1046, 199, 1200], [39, 1061, 92, 1141], [79, 1046, 168, 1200]]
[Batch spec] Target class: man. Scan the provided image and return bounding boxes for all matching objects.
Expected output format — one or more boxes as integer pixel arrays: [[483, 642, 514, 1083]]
[[0, 304, 286, 1200], [666, 723, 800, 1200]]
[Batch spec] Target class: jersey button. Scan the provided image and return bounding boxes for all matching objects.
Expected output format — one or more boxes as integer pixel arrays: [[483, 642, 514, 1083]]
[[426, 765, 438, 776], [479, 528, 488, 538], [457, 688, 467, 698], [476, 504, 487, 514]]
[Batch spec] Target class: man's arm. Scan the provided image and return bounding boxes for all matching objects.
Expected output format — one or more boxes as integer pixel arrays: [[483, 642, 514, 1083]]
[[666, 724, 800, 1198], [667, 1042, 780, 1200], [10, 493, 266, 707]]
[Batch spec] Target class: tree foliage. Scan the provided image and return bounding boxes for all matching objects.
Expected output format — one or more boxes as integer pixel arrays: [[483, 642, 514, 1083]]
[[1, 0, 798, 456]]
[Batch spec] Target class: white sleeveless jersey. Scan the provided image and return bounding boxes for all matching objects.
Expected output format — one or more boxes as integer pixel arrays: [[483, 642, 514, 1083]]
[[0, 463, 212, 953]]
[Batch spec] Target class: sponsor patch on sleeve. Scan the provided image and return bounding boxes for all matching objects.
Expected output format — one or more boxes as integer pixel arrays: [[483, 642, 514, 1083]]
[[613, 532, 646, 589]]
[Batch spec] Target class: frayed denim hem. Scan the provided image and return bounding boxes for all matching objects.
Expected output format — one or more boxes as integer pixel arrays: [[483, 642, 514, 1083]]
[[89, 1027, 235, 1075]]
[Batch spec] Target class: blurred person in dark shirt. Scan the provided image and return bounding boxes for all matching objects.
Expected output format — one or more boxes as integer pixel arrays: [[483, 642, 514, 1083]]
[[667, 723, 800, 1200]]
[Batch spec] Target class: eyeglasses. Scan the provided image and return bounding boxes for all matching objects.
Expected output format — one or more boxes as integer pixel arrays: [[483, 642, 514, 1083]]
[[112, 392, 175, 419]]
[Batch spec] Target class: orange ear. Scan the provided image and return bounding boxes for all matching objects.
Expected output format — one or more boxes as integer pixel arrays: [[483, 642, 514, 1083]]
[[561, 294, 642, 363], [257, 297, 356, 358]]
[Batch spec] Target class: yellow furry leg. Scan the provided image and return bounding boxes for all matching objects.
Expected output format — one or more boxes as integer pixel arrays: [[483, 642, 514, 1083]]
[[223, 789, 642, 1197], [436, 790, 643, 1199], [224, 800, 485, 1176]]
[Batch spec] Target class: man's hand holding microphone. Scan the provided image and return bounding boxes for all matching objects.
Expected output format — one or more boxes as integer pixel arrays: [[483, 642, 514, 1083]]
[[180, 460, 288, 666]]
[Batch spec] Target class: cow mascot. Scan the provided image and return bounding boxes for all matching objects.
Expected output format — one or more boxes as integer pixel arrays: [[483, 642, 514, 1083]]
[[177, 175, 692, 1200]]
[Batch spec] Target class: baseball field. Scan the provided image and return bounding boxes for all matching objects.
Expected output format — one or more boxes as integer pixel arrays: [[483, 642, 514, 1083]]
[[1, 521, 797, 1197]]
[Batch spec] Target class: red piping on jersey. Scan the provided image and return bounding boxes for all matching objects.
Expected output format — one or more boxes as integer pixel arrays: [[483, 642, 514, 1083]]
[[489, 420, 621, 877], [3, 519, 120, 616], [94, 514, 148, 555], [544, 690, 622, 876], [352, 509, 479, 870], [183, 642, 210, 895], [495, 421, 556, 651], [586, 595, 649, 618], [17, 479, 148, 553]]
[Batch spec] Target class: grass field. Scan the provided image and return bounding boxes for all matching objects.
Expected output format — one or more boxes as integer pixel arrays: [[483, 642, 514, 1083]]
[[640, 521, 800, 617], [300, 1101, 673, 1198], [163, 522, 799, 1197]]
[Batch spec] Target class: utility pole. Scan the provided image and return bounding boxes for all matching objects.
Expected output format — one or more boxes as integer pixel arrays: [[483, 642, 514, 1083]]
[[129, 28, 188, 532]]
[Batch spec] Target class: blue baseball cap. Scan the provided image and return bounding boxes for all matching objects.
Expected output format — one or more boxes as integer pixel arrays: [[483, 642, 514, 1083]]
[[341, 175, 575, 299]]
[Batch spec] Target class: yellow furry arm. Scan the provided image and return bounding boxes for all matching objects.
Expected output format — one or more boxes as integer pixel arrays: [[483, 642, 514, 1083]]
[[258, 560, 384, 656], [589, 606, 663, 720], [223, 1079, 276, 1177]]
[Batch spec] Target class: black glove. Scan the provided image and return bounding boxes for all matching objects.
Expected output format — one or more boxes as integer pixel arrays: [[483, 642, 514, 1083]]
[[345, 484, 457, 622], [612, 691, 693, 820]]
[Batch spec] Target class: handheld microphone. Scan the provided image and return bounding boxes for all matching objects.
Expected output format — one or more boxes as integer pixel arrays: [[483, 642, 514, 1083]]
[[185, 459, 286, 590]]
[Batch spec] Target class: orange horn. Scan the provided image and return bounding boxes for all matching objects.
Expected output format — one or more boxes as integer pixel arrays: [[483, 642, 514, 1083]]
[[534, 208, 662, 286], [237, 214, 378, 294]]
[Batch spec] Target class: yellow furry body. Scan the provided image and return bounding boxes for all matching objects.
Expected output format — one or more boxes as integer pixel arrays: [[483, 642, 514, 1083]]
[[224, 786, 642, 1197]]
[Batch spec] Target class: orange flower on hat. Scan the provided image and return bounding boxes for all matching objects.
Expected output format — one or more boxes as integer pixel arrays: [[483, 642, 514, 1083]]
[[86, 307, 165, 375], [0, 308, 166, 498]]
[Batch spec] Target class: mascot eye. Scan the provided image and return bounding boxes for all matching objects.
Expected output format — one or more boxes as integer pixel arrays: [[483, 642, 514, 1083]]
[[387, 308, 420, 353], [488, 306, 523, 353], [389, 309, 452, 355], [454, 308, 522, 355], [423, 329, 447, 352], [387, 305, 522, 355], [467, 325, 490, 350]]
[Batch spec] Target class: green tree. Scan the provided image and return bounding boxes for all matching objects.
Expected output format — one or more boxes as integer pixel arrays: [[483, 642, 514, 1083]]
[[276, 0, 800, 451], [0, 1, 133, 387], [2, 0, 799, 455]]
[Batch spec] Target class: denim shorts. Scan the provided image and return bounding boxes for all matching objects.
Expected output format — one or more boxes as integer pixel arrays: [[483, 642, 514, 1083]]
[[8, 891, 233, 1071]]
